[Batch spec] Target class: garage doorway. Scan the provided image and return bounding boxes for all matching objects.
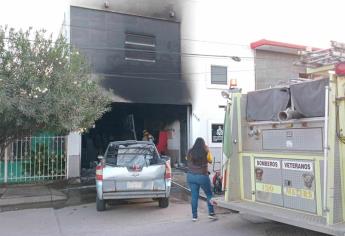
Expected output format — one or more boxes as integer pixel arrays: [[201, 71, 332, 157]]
[[81, 103, 189, 170]]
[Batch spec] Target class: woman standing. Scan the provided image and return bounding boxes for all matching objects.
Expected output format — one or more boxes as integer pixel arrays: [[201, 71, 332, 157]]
[[186, 137, 216, 221]]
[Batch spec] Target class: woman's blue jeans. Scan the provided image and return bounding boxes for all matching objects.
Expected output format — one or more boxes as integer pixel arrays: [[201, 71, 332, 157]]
[[187, 173, 214, 218]]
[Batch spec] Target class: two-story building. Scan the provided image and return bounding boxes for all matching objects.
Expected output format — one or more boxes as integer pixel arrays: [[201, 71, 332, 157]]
[[64, 0, 255, 175]]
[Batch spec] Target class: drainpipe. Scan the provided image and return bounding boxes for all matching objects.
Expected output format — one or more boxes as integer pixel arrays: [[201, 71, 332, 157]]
[[4, 145, 8, 183], [187, 106, 191, 150], [323, 85, 330, 212]]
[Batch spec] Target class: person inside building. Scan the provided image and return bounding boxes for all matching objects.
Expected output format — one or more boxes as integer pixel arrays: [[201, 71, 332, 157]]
[[156, 130, 168, 155], [142, 130, 154, 143], [186, 137, 216, 221]]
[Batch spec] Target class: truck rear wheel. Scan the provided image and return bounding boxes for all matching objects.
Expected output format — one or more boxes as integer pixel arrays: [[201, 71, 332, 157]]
[[158, 197, 169, 208], [96, 195, 106, 211]]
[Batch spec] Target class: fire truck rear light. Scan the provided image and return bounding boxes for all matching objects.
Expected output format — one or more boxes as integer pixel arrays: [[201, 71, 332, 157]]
[[96, 165, 103, 181], [165, 160, 172, 180], [230, 79, 237, 88], [165, 172, 172, 179], [336, 62, 345, 75]]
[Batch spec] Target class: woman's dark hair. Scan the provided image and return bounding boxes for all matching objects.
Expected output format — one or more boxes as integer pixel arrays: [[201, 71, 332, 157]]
[[188, 137, 207, 164]]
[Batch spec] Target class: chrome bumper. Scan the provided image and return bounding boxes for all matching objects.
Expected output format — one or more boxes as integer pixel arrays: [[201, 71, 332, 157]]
[[102, 190, 168, 200], [96, 180, 171, 200]]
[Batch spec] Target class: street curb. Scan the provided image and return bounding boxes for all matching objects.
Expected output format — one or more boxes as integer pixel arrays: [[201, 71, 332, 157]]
[[0, 192, 67, 206], [0, 186, 67, 207], [0, 196, 52, 206]]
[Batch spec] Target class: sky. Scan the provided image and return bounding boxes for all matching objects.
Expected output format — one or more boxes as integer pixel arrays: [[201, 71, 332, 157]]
[[0, 0, 344, 48], [0, 0, 68, 38], [226, 0, 345, 48]]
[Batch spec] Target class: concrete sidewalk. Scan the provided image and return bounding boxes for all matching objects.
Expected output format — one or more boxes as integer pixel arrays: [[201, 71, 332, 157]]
[[0, 169, 221, 210], [0, 184, 67, 207], [0, 170, 189, 211]]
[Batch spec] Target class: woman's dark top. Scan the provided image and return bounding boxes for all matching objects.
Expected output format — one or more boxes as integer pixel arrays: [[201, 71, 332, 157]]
[[187, 150, 208, 175]]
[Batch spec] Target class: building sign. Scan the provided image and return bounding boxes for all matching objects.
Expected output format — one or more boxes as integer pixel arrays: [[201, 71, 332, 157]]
[[282, 160, 313, 172], [255, 159, 281, 169], [211, 124, 224, 143]]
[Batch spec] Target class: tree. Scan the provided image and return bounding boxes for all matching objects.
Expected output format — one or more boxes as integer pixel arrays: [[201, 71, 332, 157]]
[[0, 26, 111, 156]]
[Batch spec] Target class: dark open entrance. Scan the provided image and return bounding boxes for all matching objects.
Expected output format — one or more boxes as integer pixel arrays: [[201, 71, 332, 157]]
[[81, 103, 188, 170]]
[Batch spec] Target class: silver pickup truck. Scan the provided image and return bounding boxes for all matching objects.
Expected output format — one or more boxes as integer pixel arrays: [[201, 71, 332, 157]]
[[95, 140, 171, 211]]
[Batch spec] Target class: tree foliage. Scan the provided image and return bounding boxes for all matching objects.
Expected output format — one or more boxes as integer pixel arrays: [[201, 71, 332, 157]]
[[0, 26, 111, 154]]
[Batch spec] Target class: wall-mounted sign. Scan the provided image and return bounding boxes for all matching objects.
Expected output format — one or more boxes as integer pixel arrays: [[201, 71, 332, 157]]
[[255, 159, 281, 169], [211, 124, 224, 143], [282, 160, 313, 172]]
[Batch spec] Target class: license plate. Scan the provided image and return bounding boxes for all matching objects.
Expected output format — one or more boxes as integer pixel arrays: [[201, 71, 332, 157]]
[[127, 181, 143, 189]]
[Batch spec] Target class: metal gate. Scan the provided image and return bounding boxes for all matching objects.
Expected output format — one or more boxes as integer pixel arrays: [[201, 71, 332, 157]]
[[0, 136, 67, 183]]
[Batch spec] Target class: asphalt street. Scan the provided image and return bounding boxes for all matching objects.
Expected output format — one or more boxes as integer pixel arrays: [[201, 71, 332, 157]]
[[0, 185, 327, 236]]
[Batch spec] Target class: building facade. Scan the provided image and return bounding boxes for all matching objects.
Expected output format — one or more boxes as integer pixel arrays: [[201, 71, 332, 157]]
[[251, 39, 315, 90], [65, 0, 255, 172]]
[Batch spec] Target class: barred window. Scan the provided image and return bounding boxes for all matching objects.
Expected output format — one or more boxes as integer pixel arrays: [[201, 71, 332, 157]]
[[125, 33, 156, 63]]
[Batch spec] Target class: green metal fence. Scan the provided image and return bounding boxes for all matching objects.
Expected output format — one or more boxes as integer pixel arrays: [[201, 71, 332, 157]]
[[0, 136, 67, 183]]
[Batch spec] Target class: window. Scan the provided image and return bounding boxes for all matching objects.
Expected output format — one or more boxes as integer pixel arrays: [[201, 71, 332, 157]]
[[211, 65, 227, 85], [125, 33, 156, 63], [105, 143, 159, 166]]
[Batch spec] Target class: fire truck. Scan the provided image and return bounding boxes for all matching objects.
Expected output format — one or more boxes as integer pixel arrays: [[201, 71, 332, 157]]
[[215, 41, 345, 235]]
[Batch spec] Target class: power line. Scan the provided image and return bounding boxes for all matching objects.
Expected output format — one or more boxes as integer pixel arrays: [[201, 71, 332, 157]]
[[0, 35, 285, 62], [181, 38, 248, 47], [76, 45, 251, 60], [0, 66, 303, 88], [99, 73, 188, 82], [1, 36, 253, 60], [117, 65, 294, 76], [63, 23, 249, 47], [0, 64, 300, 80], [97, 65, 298, 82]]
